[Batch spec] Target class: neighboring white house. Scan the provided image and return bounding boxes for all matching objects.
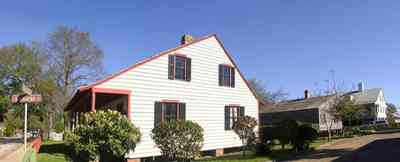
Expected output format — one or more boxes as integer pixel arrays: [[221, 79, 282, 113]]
[[260, 91, 343, 132], [66, 34, 260, 161], [346, 83, 387, 123]]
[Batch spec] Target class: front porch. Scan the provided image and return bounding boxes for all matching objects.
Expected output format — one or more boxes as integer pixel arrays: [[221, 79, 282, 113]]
[[66, 87, 131, 129]]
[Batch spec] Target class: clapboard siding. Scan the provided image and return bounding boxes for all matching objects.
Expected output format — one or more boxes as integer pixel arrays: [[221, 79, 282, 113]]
[[94, 36, 258, 158]]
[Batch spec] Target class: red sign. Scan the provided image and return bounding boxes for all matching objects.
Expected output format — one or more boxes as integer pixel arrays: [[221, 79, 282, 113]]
[[11, 95, 42, 104]]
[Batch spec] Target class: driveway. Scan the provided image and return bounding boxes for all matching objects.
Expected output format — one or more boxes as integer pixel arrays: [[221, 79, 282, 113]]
[[285, 132, 400, 162]]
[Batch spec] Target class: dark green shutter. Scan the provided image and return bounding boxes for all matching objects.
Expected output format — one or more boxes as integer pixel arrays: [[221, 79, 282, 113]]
[[154, 102, 163, 128], [230, 67, 235, 87], [239, 106, 245, 117], [219, 65, 223, 86], [225, 106, 230, 130], [168, 55, 175, 80], [179, 103, 186, 120], [186, 58, 191, 81]]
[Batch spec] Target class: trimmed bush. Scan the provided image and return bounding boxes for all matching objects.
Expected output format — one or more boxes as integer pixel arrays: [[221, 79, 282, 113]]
[[233, 115, 258, 156], [275, 119, 298, 150], [292, 124, 318, 151], [151, 120, 204, 162], [65, 110, 141, 162]]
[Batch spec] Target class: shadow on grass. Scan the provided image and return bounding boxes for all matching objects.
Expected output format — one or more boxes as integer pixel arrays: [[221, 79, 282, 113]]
[[39, 141, 69, 155]]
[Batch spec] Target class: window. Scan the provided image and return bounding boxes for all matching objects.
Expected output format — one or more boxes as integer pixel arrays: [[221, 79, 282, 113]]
[[154, 101, 186, 127], [224, 106, 244, 130], [219, 65, 235, 87], [168, 55, 191, 81]]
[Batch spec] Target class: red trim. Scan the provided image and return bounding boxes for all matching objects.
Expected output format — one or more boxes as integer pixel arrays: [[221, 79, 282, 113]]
[[78, 34, 261, 103], [228, 104, 241, 107], [220, 63, 233, 67], [172, 53, 187, 57], [79, 34, 216, 91], [92, 87, 132, 119], [91, 90, 96, 112], [128, 94, 131, 119], [92, 87, 131, 94], [161, 99, 179, 103]]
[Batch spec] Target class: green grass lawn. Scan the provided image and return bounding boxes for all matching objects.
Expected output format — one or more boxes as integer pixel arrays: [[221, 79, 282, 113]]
[[38, 141, 69, 162], [37, 138, 333, 162]]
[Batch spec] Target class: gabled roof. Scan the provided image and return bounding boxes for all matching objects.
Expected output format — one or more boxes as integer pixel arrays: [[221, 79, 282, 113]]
[[260, 95, 335, 113], [345, 88, 382, 105], [73, 34, 260, 101], [260, 88, 384, 114]]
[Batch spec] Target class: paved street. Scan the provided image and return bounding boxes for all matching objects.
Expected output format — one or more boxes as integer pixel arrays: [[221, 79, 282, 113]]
[[0, 137, 24, 161], [287, 132, 400, 162]]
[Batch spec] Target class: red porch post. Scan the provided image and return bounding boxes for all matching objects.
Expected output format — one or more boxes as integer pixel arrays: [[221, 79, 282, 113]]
[[91, 89, 96, 112]]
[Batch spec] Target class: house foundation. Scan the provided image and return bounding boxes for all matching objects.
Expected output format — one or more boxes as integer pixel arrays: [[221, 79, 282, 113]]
[[213, 148, 224, 157], [127, 158, 141, 162]]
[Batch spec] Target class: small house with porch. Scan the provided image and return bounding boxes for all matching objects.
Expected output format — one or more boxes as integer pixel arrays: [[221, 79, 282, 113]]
[[66, 34, 260, 161]]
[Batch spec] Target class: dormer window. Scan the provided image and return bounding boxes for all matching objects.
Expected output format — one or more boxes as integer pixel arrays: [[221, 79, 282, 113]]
[[168, 55, 191, 81], [219, 64, 235, 87]]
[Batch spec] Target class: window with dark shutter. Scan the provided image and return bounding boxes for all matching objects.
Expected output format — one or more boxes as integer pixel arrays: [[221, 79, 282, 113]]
[[179, 103, 186, 120], [186, 58, 191, 81], [225, 106, 230, 130], [154, 101, 186, 127], [219, 65, 224, 86], [168, 55, 191, 81], [219, 64, 235, 87], [154, 102, 163, 127], [168, 55, 175, 80], [224, 105, 245, 130]]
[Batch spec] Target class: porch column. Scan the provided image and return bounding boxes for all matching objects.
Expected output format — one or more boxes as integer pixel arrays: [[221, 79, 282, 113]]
[[71, 112, 76, 130], [91, 90, 96, 112]]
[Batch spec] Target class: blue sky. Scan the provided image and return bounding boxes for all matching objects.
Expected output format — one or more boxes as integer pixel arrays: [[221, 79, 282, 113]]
[[0, 1, 399, 105]]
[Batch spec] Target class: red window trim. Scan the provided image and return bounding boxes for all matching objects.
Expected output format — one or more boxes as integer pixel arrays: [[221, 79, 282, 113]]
[[159, 100, 181, 121], [161, 99, 180, 103], [228, 104, 241, 107], [220, 64, 235, 87], [170, 54, 190, 81]]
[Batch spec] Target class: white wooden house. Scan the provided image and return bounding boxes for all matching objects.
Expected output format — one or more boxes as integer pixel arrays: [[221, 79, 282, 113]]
[[66, 34, 261, 161]]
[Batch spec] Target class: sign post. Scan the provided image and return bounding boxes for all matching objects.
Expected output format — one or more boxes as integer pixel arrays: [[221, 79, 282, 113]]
[[11, 84, 42, 152], [24, 103, 27, 152]]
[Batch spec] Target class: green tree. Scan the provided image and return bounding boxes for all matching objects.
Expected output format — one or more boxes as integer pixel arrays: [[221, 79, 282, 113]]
[[248, 78, 288, 103], [386, 103, 398, 128], [335, 97, 363, 127], [65, 110, 141, 162], [151, 120, 204, 162], [233, 115, 258, 156], [0, 43, 54, 138]]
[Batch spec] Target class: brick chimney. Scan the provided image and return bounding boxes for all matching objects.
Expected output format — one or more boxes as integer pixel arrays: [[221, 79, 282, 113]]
[[181, 34, 194, 45], [304, 90, 310, 99]]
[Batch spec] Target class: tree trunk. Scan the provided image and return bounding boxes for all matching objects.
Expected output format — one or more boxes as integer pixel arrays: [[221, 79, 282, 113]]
[[327, 128, 332, 141], [48, 112, 53, 138]]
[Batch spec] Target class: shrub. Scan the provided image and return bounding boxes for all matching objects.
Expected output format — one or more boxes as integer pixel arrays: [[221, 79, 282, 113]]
[[275, 119, 298, 150], [3, 112, 22, 137], [292, 124, 318, 151], [233, 115, 258, 156], [151, 120, 204, 162], [54, 119, 64, 133], [65, 110, 141, 162]]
